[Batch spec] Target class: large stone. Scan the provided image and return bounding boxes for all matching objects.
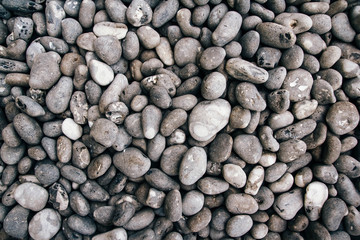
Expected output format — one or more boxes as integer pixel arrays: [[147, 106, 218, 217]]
[[14, 182, 49, 211], [188, 99, 231, 142], [28, 208, 61, 240]]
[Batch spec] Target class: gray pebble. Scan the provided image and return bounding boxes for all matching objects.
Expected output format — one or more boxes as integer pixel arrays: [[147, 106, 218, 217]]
[[14, 182, 48, 211], [46, 76, 73, 114], [13, 113, 43, 145], [332, 13, 356, 43], [212, 11, 242, 47], [0, 143, 26, 165], [90, 118, 118, 147], [45, 1, 65, 37], [236, 82, 266, 111], [273, 188, 303, 220], [29, 51, 61, 90], [3, 205, 29, 239], [226, 193, 258, 214], [69, 191, 90, 216], [60, 165, 87, 184], [256, 47, 282, 69], [179, 146, 207, 185], [152, 0, 179, 28], [274, 12, 312, 34], [94, 35, 121, 65], [113, 147, 151, 178], [226, 215, 253, 238], [233, 134, 262, 164], [282, 69, 313, 102], [80, 180, 110, 202], [35, 160, 60, 186], [256, 22, 296, 49], [310, 14, 332, 35], [226, 58, 269, 84], [124, 208, 155, 230], [126, 0, 152, 27], [68, 214, 96, 235], [296, 32, 326, 55]]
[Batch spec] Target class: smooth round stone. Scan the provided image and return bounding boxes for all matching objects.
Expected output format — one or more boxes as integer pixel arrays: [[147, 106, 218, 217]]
[[14, 182, 49, 211], [182, 190, 204, 216], [282, 69, 313, 102], [92, 228, 127, 240], [235, 82, 267, 111], [274, 13, 313, 34], [29, 51, 61, 90], [320, 46, 342, 69], [280, 45, 304, 70], [93, 21, 128, 39], [292, 99, 318, 120], [212, 11, 242, 47], [3, 205, 30, 239], [46, 76, 73, 114], [273, 188, 303, 220], [296, 32, 326, 55], [332, 13, 356, 43], [226, 215, 253, 238], [0, 143, 26, 165], [223, 163, 247, 188], [256, 22, 296, 49], [226, 58, 269, 84], [310, 14, 332, 35], [174, 37, 202, 67], [300, 2, 329, 14], [29, 208, 61, 240], [233, 134, 263, 164], [179, 146, 207, 185], [197, 177, 229, 195], [304, 181, 328, 221], [67, 215, 97, 235], [326, 101, 360, 135], [188, 99, 231, 142], [322, 198, 348, 231], [137, 26, 161, 49], [35, 161, 60, 186], [62, 118, 83, 141], [201, 72, 226, 100], [61, 18, 83, 44], [226, 193, 259, 214], [13, 113, 43, 145], [90, 118, 119, 147], [89, 59, 114, 86], [200, 47, 226, 70], [113, 147, 151, 178], [94, 35, 122, 65]]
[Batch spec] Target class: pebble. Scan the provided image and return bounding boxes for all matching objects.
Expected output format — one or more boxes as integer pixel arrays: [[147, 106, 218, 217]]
[[222, 163, 247, 188], [332, 13, 356, 43], [14, 182, 48, 211], [67, 215, 97, 235], [282, 69, 313, 102], [273, 188, 303, 220], [13, 113, 43, 145], [89, 59, 114, 86], [29, 51, 61, 90], [233, 134, 263, 164], [226, 215, 253, 238], [304, 181, 328, 221], [274, 12, 313, 34], [236, 82, 267, 111], [188, 99, 231, 142], [256, 22, 296, 49], [182, 190, 204, 216], [28, 208, 61, 240], [113, 147, 151, 178], [326, 101, 359, 135], [179, 146, 207, 185], [212, 11, 242, 47], [93, 228, 127, 240], [226, 58, 269, 84], [3, 205, 29, 239]]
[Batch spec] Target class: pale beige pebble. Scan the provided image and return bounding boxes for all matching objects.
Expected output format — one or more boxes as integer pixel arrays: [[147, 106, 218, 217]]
[[89, 59, 114, 86], [222, 163, 247, 188], [245, 165, 265, 195], [292, 99, 318, 120], [28, 208, 61, 240], [93, 21, 128, 39], [304, 181, 328, 221], [259, 152, 277, 167], [62, 118, 83, 140], [92, 228, 127, 240], [188, 99, 231, 142]]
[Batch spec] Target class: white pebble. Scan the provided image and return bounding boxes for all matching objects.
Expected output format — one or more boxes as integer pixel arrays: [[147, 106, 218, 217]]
[[89, 59, 114, 86], [62, 118, 83, 140]]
